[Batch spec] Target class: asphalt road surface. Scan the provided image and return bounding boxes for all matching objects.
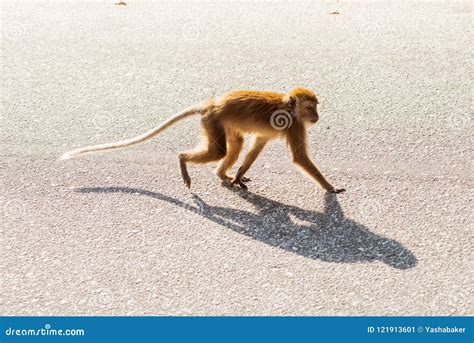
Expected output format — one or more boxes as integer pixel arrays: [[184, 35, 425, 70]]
[[1, 0, 472, 316]]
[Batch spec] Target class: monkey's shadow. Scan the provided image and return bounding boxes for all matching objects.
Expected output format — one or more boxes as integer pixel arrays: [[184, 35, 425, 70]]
[[78, 187, 417, 270]]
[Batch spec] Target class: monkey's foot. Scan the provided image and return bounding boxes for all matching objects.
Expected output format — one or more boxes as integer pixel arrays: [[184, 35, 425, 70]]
[[218, 174, 249, 187], [218, 174, 234, 186]]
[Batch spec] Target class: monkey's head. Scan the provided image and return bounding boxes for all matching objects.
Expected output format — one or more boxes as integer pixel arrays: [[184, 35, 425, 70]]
[[286, 88, 319, 125]]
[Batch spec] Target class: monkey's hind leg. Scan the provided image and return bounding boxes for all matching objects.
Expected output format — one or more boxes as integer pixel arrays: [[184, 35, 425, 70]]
[[216, 133, 244, 185], [178, 120, 226, 188]]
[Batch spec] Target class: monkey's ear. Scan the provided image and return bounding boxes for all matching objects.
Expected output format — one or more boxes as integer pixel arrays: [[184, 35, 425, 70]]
[[287, 96, 297, 113]]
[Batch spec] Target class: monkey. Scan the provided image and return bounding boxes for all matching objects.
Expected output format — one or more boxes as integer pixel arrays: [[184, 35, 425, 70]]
[[60, 87, 345, 193]]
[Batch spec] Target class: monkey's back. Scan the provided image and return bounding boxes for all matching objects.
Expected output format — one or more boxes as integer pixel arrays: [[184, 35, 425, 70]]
[[209, 90, 287, 137]]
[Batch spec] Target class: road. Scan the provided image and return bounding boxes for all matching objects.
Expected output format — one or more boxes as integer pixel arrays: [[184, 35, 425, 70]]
[[1, 0, 472, 315]]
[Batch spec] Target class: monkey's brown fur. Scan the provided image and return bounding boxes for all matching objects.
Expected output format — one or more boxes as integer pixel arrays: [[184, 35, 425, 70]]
[[61, 87, 344, 193]]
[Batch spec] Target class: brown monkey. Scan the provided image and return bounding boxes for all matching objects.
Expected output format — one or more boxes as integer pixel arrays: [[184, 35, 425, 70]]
[[60, 88, 344, 193]]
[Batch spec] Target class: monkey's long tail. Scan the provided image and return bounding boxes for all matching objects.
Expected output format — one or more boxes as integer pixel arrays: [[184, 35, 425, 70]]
[[59, 105, 204, 160]]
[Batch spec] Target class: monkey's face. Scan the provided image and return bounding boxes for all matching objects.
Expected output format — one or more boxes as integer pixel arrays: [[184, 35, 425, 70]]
[[297, 99, 319, 125]]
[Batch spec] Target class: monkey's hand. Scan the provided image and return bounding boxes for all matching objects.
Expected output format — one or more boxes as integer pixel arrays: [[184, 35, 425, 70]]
[[183, 175, 191, 188], [231, 177, 249, 190], [328, 188, 345, 194]]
